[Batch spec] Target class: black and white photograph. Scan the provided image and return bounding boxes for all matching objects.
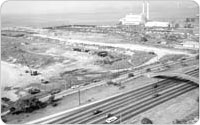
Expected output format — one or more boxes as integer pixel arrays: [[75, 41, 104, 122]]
[[1, 0, 199, 124]]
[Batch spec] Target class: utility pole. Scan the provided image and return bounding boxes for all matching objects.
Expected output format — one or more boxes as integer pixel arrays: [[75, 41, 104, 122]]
[[120, 113, 122, 123], [21, 54, 32, 74], [78, 89, 81, 105], [65, 81, 67, 90], [69, 75, 72, 88], [153, 82, 158, 97]]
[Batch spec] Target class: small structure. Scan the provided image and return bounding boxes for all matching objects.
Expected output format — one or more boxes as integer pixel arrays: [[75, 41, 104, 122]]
[[181, 41, 199, 49], [119, 13, 146, 25]]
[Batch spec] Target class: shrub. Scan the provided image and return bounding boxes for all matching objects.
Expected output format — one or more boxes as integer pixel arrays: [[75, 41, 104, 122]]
[[52, 103, 58, 107], [141, 117, 153, 124], [196, 55, 199, 60], [1, 117, 7, 123], [141, 37, 148, 42], [1, 97, 10, 102], [10, 97, 47, 114], [172, 119, 182, 124]]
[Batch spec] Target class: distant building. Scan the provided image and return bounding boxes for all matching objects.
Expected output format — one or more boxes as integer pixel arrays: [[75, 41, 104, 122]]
[[145, 21, 170, 28], [181, 41, 199, 49], [119, 14, 146, 25], [119, 1, 149, 25]]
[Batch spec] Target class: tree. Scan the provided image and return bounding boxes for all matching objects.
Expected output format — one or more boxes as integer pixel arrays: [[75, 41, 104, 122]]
[[11, 97, 46, 114], [141, 36, 148, 42], [175, 23, 179, 28], [141, 117, 153, 124], [196, 55, 199, 60], [186, 18, 190, 22]]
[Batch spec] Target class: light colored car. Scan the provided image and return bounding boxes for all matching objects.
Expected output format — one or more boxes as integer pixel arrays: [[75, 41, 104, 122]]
[[105, 116, 118, 123], [71, 85, 80, 89]]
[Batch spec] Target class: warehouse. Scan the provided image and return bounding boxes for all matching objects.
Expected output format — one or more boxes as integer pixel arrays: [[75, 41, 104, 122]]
[[145, 21, 170, 28]]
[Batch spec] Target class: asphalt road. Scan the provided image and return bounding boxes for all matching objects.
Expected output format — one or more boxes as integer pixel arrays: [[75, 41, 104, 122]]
[[27, 69, 199, 124]]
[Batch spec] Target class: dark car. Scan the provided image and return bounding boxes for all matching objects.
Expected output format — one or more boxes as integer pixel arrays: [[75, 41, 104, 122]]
[[181, 57, 186, 61], [153, 84, 158, 88], [149, 52, 155, 55], [28, 88, 41, 94], [51, 89, 61, 95], [128, 73, 134, 78], [153, 94, 160, 98], [106, 113, 113, 118], [93, 109, 102, 115], [1, 97, 10, 102], [31, 71, 39, 76], [41, 79, 49, 84]]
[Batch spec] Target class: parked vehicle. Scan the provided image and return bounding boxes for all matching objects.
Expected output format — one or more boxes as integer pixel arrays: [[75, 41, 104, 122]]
[[153, 94, 159, 98], [128, 73, 134, 78], [41, 79, 49, 84], [31, 71, 39, 76], [71, 85, 80, 89], [28, 88, 40, 94], [50, 89, 61, 94]]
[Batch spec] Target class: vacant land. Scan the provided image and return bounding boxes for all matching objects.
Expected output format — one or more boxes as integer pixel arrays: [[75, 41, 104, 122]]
[[1, 29, 156, 102], [1, 28, 198, 124]]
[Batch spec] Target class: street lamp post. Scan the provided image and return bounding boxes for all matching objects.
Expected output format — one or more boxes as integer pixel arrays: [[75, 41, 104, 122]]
[[120, 113, 122, 123], [65, 81, 67, 90], [78, 89, 81, 105]]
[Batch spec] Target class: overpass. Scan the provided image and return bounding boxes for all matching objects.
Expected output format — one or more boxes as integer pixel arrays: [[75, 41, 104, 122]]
[[146, 70, 199, 85]]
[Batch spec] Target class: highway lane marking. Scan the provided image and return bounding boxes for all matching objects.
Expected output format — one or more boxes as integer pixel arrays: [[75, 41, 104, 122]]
[[26, 81, 159, 124]]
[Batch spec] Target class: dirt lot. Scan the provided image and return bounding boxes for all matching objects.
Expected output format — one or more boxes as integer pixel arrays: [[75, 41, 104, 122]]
[[1, 29, 198, 124], [1, 30, 155, 102]]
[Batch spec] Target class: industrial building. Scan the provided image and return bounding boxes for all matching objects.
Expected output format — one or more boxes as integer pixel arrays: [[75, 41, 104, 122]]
[[119, 1, 149, 25], [119, 1, 171, 28], [145, 21, 170, 28]]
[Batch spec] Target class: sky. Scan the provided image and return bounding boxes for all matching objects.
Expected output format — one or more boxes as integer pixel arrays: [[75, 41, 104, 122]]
[[1, 0, 199, 27], [1, 1, 198, 15]]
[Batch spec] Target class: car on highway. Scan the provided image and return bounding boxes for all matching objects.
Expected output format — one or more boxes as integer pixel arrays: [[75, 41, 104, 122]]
[[153, 93, 160, 98], [93, 109, 102, 115], [105, 116, 118, 123]]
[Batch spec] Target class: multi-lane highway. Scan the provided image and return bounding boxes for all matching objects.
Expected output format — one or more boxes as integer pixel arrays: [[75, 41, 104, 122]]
[[27, 69, 199, 124], [41, 57, 198, 102]]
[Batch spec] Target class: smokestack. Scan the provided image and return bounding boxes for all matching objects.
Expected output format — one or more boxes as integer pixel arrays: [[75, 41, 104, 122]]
[[142, 2, 145, 14], [146, 2, 149, 20]]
